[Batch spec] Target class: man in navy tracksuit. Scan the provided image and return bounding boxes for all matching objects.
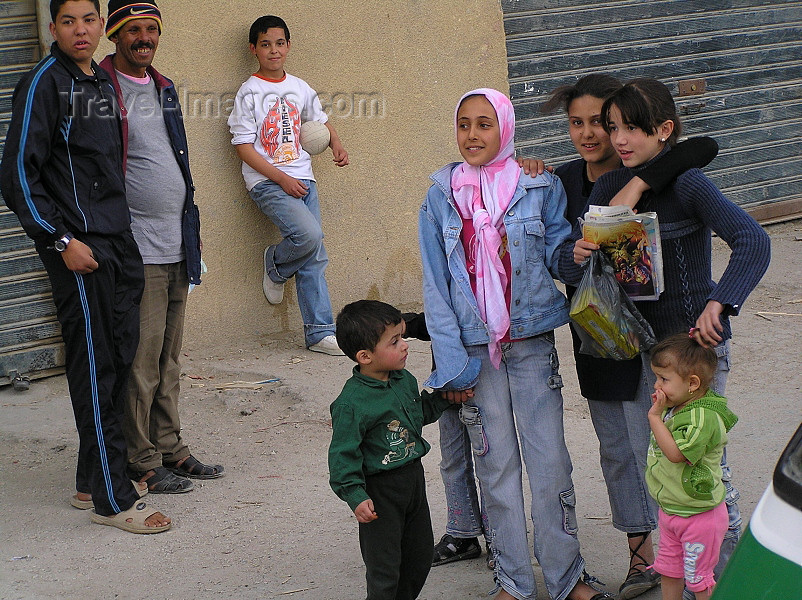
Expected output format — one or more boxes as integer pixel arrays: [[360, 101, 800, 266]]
[[0, 0, 169, 533]]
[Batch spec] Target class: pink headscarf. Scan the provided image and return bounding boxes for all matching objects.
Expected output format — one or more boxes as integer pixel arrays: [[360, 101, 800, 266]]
[[451, 88, 520, 368]]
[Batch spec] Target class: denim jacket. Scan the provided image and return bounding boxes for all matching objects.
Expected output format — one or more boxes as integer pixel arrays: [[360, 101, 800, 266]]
[[418, 163, 572, 390]]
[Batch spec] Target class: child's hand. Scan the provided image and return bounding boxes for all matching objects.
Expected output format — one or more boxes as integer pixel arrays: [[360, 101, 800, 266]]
[[443, 388, 474, 404], [354, 499, 377, 523], [330, 141, 349, 167], [516, 157, 553, 176], [573, 239, 599, 265], [278, 174, 309, 198], [649, 389, 668, 417]]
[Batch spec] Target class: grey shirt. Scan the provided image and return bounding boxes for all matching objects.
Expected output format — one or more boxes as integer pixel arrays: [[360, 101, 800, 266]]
[[118, 72, 186, 264]]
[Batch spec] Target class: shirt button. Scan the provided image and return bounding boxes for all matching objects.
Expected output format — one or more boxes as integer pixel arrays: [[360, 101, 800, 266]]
[[179, 150, 185, 154], [513, 240, 520, 246], [515, 269, 521, 275], [515, 299, 520, 306], [507, 210, 515, 216]]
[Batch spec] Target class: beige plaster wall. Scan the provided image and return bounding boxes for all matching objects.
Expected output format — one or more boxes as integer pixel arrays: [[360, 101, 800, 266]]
[[47, 1, 511, 349]]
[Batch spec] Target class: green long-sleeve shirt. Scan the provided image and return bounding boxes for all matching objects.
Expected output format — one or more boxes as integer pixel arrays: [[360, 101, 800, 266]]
[[328, 367, 450, 511]]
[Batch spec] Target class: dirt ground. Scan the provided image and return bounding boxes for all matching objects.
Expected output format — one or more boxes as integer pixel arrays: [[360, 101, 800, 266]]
[[1, 220, 801, 600]]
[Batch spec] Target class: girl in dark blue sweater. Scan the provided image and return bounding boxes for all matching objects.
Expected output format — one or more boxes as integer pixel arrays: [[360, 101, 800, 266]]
[[563, 77, 771, 598]]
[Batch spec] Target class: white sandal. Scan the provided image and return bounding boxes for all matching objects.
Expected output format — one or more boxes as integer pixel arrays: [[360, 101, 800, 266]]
[[90, 501, 171, 534]]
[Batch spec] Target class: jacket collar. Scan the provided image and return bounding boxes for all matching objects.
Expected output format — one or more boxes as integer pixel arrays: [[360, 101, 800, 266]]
[[99, 54, 173, 92], [50, 42, 105, 83], [351, 366, 405, 389], [429, 162, 550, 212]]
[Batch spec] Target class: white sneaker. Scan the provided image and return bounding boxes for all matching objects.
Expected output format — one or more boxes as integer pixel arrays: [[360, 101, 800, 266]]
[[308, 335, 345, 356], [263, 247, 284, 304]]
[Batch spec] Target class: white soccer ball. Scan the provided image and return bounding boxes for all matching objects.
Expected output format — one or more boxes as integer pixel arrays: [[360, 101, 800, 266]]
[[300, 120, 331, 156]]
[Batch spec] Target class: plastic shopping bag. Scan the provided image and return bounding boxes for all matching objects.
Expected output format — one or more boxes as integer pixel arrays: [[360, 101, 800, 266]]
[[569, 250, 656, 360]]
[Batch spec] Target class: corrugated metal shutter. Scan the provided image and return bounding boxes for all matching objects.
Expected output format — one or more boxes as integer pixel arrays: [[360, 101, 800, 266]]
[[502, 0, 802, 223], [0, 0, 64, 386]]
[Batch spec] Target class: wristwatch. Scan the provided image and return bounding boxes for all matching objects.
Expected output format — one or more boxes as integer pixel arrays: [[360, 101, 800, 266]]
[[53, 233, 74, 252]]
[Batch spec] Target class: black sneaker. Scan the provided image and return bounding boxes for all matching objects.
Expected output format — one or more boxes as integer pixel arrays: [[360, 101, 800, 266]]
[[432, 534, 482, 566]]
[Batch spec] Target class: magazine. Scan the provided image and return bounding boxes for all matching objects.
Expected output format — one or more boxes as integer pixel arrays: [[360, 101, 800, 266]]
[[582, 205, 664, 301]]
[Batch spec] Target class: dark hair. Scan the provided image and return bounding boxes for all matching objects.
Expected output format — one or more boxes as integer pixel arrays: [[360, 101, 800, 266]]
[[249, 15, 290, 46], [457, 93, 482, 111], [541, 73, 622, 114], [601, 78, 682, 145], [650, 333, 717, 390], [335, 300, 402, 362], [50, 0, 101, 22]]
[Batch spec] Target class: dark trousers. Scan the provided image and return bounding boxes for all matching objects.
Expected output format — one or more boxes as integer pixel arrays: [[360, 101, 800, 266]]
[[38, 232, 144, 516], [360, 459, 434, 600]]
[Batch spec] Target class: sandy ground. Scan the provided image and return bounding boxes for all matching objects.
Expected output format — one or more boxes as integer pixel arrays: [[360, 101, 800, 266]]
[[1, 221, 801, 600]]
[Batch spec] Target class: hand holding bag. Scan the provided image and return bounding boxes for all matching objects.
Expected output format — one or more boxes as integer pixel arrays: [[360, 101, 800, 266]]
[[569, 250, 656, 360]]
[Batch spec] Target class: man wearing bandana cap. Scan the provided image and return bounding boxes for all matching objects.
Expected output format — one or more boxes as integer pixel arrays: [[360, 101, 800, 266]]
[[99, 1, 224, 493]]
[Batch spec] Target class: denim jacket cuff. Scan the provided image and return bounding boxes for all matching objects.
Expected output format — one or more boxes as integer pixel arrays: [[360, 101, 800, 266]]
[[424, 356, 481, 391]]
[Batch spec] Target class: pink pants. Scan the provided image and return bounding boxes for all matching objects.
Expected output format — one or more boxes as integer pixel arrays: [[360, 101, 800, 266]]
[[652, 503, 727, 593]]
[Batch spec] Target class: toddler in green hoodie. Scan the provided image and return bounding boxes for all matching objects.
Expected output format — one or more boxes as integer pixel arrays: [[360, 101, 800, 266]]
[[646, 333, 738, 600]]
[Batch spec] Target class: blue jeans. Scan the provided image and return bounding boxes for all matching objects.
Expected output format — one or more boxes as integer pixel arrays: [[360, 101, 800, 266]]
[[463, 335, 584, 600], [438, 406, 488, 540], [642, 340, 741, 581], [249, 179, 335, 346], [586, 387, 658, 533]]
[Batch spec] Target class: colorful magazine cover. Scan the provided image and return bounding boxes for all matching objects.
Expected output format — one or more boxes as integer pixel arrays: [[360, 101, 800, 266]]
[[582, 205, 664, 301]]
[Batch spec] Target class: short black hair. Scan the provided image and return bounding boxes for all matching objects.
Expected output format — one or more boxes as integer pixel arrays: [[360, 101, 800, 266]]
[[50, 0, 101, 22], [336, 300, 402, 362], [650, 333, 718, 390], [249, 15, 290, 46], [540, 73, 622, 114], [601, 78, 683, 146]]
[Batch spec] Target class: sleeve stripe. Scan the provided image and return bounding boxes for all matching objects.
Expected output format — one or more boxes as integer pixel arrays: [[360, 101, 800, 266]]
[[16, 57, 57, 235], [676, 408, 705, 451]]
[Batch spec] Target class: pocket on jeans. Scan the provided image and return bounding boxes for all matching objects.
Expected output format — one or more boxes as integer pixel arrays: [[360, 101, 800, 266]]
[[459, 404, 489, 456], [548, 347, 563, 390], [559, 487, 579, 535]]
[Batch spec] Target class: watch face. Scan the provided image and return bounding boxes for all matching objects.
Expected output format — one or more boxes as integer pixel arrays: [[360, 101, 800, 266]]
[[54, 240, 67, 252]]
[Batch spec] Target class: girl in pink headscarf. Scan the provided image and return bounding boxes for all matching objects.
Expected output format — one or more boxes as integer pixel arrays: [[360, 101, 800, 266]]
[[419, 89, 610, 600]]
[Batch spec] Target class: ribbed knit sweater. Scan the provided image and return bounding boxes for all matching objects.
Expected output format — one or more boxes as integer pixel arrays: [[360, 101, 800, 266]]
[[560, 148, 771, 341]]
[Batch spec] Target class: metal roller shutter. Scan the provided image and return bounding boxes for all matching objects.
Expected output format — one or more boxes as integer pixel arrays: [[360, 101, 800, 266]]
[[0, 0, 64, 388], [502, 0, 802, 223]]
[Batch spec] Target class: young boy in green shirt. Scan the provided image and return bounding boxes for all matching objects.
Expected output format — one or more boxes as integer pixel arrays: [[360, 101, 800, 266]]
[[328, 300, 461, 600]]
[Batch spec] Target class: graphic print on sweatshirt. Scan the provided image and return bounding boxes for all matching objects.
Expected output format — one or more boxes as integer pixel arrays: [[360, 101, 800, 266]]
[[259, 97, 300, 165], [382, 419, 419, 465]]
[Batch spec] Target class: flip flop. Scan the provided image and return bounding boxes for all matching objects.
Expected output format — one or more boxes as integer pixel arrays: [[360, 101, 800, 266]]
[[69, 480, 148, 510], [70, 495, 94, 510], [90, 501, 171, 534]]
